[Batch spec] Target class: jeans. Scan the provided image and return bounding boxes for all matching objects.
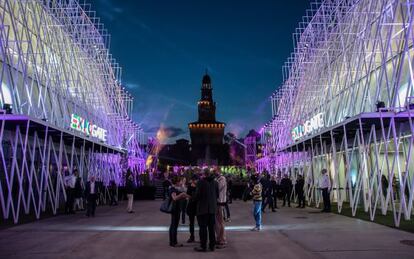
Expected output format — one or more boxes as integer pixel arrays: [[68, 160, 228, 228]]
[[189, 213, 195, 239], [321, 188, 331, 211], [283, 190, 291, 206], [197, 214, 216, 250], [127, 194, 134, 212], [224, 202, 231, 219], [297, 191, 305, 207], [86, 194, 96, 217], [65, 188, 75, 214], [169, 209, 180, 245], [180, 200, 187, 224], [253, 201, 262, 228], [262, 195, 274, 211]]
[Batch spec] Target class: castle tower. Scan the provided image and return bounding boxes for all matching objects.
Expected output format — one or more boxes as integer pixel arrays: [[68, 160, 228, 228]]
[[188, 73, 226, 164]]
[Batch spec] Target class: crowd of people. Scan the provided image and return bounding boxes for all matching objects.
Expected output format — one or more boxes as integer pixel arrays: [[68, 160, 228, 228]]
[[63, 169, 123, 218], [161, 167, 333, 252], [62, 165, 333, 253]]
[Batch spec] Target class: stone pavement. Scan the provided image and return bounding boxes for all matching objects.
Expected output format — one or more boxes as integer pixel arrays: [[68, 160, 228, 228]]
[[0, 200, 413, 259]]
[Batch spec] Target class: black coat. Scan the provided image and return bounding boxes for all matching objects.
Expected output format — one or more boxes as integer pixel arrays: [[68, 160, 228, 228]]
[[295, 178, 305, 193], [193, 176, 219, 216], [85, 181, 98, 197], [125, 179, 135, 194], [281, 178, 293, 192], [186, 185, 197, 216]]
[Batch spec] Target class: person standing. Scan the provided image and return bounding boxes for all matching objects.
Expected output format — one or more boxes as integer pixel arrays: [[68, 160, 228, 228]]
[[281, 174, 293, 207], [193, 169, 219, 252], [64, 170, 76, 214], [109, 180, 118, 206], [215, 170, 227, 249], [125, 170, 135, 213], [169, 176, 190, 248], [186, 175, 198, 243], [261, 174, 275, 212], [162, 172, 171, 200], [73, 170, 84, 211], [85, 176, 98, 217], [271, 175, 279, 209], [224, 175, 232, 222], [319, 169, 331, 212], [250, 175, 263, 231], [381, 174, 388, 199], [178, 177, 188, 224], [295, 175, 305, 208]]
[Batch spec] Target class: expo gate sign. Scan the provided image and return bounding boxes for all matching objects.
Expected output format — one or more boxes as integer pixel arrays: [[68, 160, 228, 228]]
[[291, 113, 324, 141], [70, 113, 107, 142]]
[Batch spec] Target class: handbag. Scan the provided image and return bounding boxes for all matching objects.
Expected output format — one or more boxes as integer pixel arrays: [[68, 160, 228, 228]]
[[160, 196, 173, 214]]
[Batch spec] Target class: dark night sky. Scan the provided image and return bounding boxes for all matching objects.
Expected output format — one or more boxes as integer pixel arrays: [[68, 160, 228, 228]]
[[87, 0, 311, 142]]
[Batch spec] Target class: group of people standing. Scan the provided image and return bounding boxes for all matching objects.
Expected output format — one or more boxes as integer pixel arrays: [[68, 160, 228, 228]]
[[167, 168, 229, 252], [248, 173, 306, 231], [255, 172, 306, 213], [64, 170, 101, 217]]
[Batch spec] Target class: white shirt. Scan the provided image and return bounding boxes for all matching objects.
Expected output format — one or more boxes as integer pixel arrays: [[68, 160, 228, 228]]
[[319, 174, 331, 189], [90, 181, 96, 194]]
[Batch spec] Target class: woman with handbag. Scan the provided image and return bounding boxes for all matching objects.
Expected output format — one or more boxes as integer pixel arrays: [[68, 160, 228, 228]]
[[169, 176, 190, 248]]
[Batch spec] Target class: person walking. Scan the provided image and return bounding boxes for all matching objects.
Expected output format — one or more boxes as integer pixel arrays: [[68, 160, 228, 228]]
[[85, 176, 98, 217], [193, 169, 219, 252], [186, 175, 198, 243], [319, 169, 331, 212], [250, 175, 263, 231], [295, 175, 305, 208], [169, 176, 191, 247], [125, 170, 135, 213], [215, 170, 227, 249], [281, 174, 293, 207]]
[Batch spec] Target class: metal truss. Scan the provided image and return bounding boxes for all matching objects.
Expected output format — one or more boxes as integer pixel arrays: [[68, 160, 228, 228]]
[[0, 116, 123, 223], [0, 0, 145, 150], [0, 0, 146, 223], [244, 136, 257, 167], [259, 0, 414, 227]]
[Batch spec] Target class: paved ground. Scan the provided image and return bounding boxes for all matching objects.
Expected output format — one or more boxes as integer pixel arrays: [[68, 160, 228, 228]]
[[0, 200, 414, 259]]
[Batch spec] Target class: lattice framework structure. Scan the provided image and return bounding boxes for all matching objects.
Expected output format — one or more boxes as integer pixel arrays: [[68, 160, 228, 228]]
[[258, 0, 414, 226]]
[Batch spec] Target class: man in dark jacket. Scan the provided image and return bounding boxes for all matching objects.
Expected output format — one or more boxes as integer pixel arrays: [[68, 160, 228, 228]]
[[261, 174, 275, 212], [193, 169, 219, 252], [281, 174, 293, 207], [85, 176, 98, 217]]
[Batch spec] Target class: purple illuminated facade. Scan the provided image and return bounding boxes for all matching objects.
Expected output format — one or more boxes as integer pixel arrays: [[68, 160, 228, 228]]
[[0, 0, 145, 223], [258, 0, 414, 227]]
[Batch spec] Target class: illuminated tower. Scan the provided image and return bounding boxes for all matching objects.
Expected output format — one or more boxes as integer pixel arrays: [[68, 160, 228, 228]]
[[188, 73, 226, 164]]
